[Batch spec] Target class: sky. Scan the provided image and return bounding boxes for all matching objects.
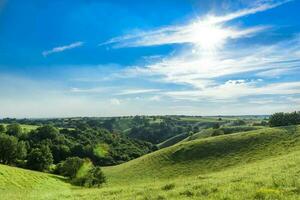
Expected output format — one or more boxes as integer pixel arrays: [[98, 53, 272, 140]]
[[0, 0, 300, 118]]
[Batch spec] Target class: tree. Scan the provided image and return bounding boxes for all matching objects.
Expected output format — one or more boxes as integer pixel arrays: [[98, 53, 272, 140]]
[[85, 166, 106, 187], [232, 120, 246, 126], [269, 111, 300, 127], [27, 145, 53, 171], [212, 123, 220, 129], [57, 157, 85, 178], [0, 124, 5, 133], [6, 123, 22, 137], [0, 134, 18, 164], [211, 129, 224, 136], [34, 125, 59, 140], [16, 141, 27, 160], [73, 166, 106, 187]]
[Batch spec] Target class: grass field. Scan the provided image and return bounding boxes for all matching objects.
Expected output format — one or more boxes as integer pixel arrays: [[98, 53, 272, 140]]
[[1, 123, 39, 132], [1, 125, 300, 199]]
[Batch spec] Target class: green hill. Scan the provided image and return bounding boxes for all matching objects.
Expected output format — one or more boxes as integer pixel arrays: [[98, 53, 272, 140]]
[[103, 126, 300, 184], [1, 125, 300, 199], [0, 164, 72, 200], [157, 133, 189, 149]]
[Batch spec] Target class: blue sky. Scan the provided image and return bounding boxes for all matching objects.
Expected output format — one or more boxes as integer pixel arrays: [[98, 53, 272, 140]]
[[0, 0, 300, 117]]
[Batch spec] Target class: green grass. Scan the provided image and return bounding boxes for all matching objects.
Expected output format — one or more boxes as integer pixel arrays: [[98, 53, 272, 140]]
[[184, 125, 263, 142], [0, 164, 72, 200], [1, 125, 300, 199], [1, 123, 39, 132], [157, 133, 189, 149]]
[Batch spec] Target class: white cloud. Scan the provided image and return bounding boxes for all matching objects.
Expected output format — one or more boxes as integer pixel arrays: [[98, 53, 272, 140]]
[[42, 41, 84, 56], [110, 98, 121, 105], [70, 87, 110, 93], [100, 1, 289, 49], [116, 89, 161, 95], [122, 35, 300, 90], [165, 80, 300, 101]]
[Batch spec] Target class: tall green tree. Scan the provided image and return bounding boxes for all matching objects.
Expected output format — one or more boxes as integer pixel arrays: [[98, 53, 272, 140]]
[[0, 134, 18, 164], [27, 145, 53, 171], [6, 123, 22, 137]]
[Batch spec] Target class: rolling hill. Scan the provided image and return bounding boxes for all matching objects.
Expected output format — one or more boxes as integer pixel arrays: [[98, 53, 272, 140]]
[[1, 125, 300, 199]]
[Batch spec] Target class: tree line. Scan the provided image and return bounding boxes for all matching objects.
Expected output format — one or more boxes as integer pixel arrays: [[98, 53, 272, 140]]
[[269, 111, 300, 127]]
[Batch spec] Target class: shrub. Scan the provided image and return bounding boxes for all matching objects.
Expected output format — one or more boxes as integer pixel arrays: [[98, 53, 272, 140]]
[[211, 129, 224, 136], [56, 157, 85, 178], [180, 190, 194, 197], [73, 166, 106, 187], [161, 183, 175, 190]]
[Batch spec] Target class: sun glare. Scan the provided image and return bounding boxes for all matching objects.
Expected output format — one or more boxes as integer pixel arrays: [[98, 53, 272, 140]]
[[189, 20, 230, 51]]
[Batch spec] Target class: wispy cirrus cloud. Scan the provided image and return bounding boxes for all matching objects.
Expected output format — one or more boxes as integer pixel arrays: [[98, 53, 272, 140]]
[[42, 41, 84, 57], [116, 88, 161, 95], [100, 1, 289, 49], [128, 35, 300, 89], [164, 80, 300, 101]]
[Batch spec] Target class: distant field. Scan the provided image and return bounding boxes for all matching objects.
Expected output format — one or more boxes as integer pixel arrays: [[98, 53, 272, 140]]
[[1, 125, 300, 199], [1, 123, 39, 132]]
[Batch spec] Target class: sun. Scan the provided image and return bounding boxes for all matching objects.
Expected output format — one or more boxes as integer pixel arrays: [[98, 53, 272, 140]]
[[188, 20, 230, 51]]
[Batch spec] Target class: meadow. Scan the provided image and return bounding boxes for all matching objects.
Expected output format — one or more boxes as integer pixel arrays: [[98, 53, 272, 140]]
[[1, 125, 300, 199]]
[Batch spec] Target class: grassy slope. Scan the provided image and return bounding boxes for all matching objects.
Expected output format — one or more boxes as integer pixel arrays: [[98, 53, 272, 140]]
[[182, 126, 263, 142], [157, 133, 189, 149], [1, 125, 300, 199], [103, 126, 300, 185], [0, 164, 72, 200]]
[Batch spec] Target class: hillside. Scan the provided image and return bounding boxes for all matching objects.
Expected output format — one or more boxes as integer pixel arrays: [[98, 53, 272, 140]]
[[157, 133, 189, 149], [0, 164, 72, 200], [1, 125, 300, 199], [103, 126, 300, 185]]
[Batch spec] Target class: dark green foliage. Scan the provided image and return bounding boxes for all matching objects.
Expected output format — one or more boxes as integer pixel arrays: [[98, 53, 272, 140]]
[[6, 123, 22, 137], [128, 121, 186, 144], [0, 134, 18, 164], [161, 183, 175, 190], [73, 166, 106, 187], [231, 120, 247, 126], [16, 141, 27, 160], [27, 145, 53, 171], [56, 157, 85, 178], [220, 126, 260, 134], [211, 129, 224, 136], [269, 111, 300, 127], [51, 144, 71, 163], [0, 124, 5, 133], [213, 123, 220, 129], [31, 125, 59, 141]]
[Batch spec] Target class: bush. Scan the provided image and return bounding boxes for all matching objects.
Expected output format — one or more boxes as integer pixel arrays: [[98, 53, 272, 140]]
[[161, 183, 175, 190], [73, 166, 106, 187], [56, 157, 85, 178], [211, 129, 224, 136]]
